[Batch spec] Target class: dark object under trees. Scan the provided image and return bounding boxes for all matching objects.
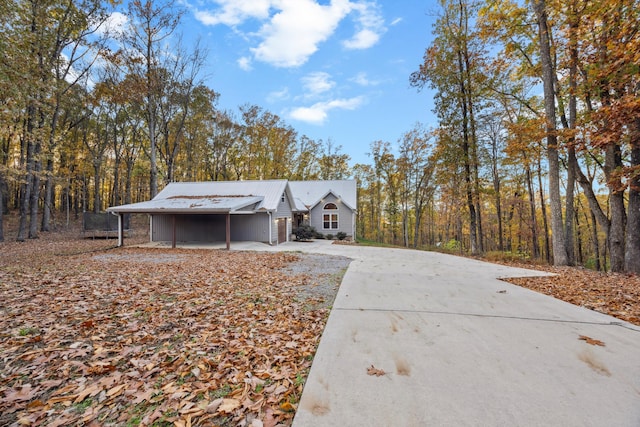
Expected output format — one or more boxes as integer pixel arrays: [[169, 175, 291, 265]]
[[82, 212, 130, 238]]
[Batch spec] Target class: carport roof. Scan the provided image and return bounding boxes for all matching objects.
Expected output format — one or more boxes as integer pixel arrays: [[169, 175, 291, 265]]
[[107, 195, 264, 214], [107, 180, 289, 214]]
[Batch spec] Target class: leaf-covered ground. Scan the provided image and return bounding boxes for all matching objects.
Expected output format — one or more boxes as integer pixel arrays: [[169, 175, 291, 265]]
[[500, 263, 640, 326], [2, 221, 639, 426], [0, 225, 349, 427]]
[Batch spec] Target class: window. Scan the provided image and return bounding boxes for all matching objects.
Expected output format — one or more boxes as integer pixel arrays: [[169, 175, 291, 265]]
[[281, 194, 286, 203], [323, 203, 338, 229]]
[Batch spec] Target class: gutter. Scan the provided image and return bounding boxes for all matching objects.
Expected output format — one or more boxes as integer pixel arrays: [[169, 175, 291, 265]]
[[267, 211, 273, 245]]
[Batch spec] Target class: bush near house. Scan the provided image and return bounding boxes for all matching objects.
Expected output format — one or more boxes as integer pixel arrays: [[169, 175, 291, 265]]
[[293, 225, 317, 241]]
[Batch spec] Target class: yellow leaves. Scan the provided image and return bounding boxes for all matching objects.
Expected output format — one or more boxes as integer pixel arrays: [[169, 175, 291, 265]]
[[279, 401, 297, 412]]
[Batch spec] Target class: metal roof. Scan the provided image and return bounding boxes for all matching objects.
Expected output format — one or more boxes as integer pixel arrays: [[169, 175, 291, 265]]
[[288, 180, 357, 210], [107, 180, 356, 215], [107, 196, 263, 214], [108, 180, 288, 214]]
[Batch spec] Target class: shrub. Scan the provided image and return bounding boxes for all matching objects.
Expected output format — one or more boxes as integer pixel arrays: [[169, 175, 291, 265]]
[[326, 234, 334, 240], [293, 225, 317, 241], [337, 231, 347, 240], [444, 239, 461, 251]]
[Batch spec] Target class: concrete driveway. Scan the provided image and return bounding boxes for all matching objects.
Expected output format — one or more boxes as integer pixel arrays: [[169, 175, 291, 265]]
[[256, 241, 640, 427]]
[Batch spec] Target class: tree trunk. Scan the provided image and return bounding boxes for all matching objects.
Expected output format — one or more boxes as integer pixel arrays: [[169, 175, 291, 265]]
[[93, 161, 101, 213], [537, 158, 551, 263], [18, 105, 36, 242], [41, 158, 54, 232], [526, 166, 540, 259], [563, 1, 579, 266], [625, 120, 640, 273], [492, 156, 504, 251], [590, 210, 601, 271], [565, 148, 577, 265], [28, 140, 42, 239], [533, 0, 568, 265], [605, 144, 626, 272]]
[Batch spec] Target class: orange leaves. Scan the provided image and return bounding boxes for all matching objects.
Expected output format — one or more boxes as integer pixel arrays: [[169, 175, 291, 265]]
[[0, 241, 344, 426], [578, 335, 606, 347]]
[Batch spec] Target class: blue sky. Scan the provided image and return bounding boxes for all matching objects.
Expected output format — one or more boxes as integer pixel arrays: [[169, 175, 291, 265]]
[[110, 1, 439, 166]]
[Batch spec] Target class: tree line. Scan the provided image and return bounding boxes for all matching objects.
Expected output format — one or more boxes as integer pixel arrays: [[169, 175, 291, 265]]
[[1, 0, 638, 273], [0, 0, 350, 242]]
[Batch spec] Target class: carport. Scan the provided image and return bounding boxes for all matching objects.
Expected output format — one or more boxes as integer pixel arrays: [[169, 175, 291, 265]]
[[107, 195, 264, 249]]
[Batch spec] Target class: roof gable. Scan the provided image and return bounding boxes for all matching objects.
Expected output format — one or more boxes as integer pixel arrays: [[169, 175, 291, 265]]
[[288, 180, 357, 211]]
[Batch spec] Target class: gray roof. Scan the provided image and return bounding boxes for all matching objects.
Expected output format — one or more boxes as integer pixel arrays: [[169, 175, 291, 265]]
[[288, 180, 357, 211], [108, 180, 288, 214], [106, 196, 264, 214]]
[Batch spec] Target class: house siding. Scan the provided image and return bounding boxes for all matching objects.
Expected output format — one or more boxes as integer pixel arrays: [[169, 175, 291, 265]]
[[309, 193, 353, 237], [273, 191, 293, 242], [152, 213, 272, 243]]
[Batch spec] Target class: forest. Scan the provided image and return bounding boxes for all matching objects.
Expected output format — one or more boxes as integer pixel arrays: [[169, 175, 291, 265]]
[[0, 0, 638, 273]]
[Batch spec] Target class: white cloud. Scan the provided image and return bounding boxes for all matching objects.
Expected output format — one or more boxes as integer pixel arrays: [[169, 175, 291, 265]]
[[93, 11, 128, 37], [237, 56, 253, 71], [390, 17, 402, 26], [301, 72, 335, 95], [267, 87, 290, 102], [343, 28, 380, 49], [194, 0, 271, 26], [342, 1, 386, 50], [195, 0, 386, 68], [250, 0, 353, 67], [351, 71, 379, 86], [289, 96, 364, 125]]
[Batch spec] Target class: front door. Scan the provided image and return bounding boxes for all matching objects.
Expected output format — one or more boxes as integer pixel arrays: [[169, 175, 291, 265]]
[[277, 218, 287, 244]]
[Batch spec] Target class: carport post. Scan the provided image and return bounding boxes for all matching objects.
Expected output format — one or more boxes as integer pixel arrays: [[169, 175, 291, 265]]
[[226, 212, 231, 250], [117, 213, 124, 247], [172, 214, 177, 249]]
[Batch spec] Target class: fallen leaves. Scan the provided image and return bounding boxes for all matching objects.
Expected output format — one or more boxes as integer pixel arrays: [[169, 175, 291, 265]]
[[0, 231, 347, 426], [502, 264, 640, 326], [366, 365, 386, 377], [578, 335, 606, 347]]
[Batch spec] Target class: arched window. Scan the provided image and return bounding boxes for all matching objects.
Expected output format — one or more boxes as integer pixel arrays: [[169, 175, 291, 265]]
[[323, 203, 338, 229]]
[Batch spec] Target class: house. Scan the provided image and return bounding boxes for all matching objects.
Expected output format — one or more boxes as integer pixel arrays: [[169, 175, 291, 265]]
[[288, 180, 357, 239], [106, 179, 357, 248]]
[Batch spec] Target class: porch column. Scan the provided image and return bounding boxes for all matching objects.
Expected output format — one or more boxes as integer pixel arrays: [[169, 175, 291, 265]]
[[117, 213, 124, 247], [172, 215, 177, 249], [226, 212, 231, 250]]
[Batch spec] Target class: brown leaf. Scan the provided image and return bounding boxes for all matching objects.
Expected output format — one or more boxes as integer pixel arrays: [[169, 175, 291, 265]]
[[3, 384, 39, 403], [217, 398, 241, 414], [367, 364, 386, 377], [578, 335, 605, 347]]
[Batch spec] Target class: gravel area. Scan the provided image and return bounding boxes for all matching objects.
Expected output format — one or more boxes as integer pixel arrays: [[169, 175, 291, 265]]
[[280, 253, 352, 309]]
